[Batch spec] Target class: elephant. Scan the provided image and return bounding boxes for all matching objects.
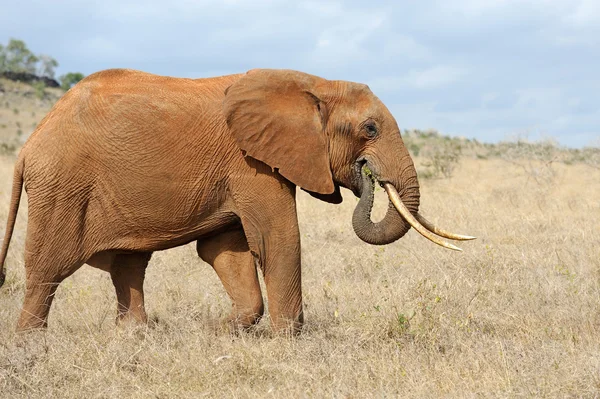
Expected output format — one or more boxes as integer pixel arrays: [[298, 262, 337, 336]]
[[0, 68, 474, 332]]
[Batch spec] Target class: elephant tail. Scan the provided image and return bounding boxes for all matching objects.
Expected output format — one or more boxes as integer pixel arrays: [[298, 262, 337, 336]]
[[0, 157, 24, 288]]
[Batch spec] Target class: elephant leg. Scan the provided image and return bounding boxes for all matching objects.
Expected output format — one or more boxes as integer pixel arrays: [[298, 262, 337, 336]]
[[196, 229, 264, 329], [18, 267, 78, 330], [18, 243, 84, 331], [17, 208, 88, 330], [110, 252, 152, 325], [259, 234, 303, 334], [233, 175, 303, 334]]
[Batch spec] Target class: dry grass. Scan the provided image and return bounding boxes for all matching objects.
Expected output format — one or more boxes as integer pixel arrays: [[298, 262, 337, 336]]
[[1, 150, 598, 398], [0, 78, 62, 153]]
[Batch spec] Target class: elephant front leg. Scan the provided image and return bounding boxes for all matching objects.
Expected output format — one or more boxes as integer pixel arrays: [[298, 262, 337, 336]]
[[197, 229, 264, 330], [234, 184, 304, 334], [261, 242, 304, 334]]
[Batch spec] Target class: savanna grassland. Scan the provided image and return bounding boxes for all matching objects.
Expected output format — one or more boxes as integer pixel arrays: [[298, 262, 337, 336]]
[[0, 79, 599, 397], [0, 78, 62, 156]]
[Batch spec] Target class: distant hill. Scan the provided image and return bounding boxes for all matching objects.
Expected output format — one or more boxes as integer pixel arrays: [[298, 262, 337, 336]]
[[0, 78, 63, 154], [0, 77, 598, 174], [401, 129, 599, 179], [0, 71, 59, 88]]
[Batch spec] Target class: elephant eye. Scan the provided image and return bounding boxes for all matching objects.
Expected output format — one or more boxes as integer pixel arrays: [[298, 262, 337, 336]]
[[364, 122, 378, 138]]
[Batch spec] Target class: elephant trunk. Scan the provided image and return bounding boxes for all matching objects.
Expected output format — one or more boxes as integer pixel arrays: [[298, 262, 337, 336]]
[[352, 166, 420, 245]]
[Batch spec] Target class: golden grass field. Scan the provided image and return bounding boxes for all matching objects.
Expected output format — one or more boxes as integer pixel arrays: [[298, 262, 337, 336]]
[[0, 145, 598, 397]]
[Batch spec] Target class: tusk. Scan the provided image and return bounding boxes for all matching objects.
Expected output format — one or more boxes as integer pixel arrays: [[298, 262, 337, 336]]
[[383, 183, 463, 251], [415, 213, 476, 241]]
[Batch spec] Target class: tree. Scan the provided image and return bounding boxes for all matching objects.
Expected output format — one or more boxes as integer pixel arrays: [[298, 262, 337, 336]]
[[59, 72, 85, 91], [0, 44, 6, 72], [5, 39, 38, 74], [37, 54, 59, 78]]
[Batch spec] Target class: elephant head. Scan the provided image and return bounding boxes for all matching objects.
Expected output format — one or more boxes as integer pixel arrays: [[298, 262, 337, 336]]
[[224, 69, 474, 249]]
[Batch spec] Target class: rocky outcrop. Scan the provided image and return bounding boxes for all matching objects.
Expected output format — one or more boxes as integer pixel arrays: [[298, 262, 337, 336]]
[[0, 71, 59, 88]]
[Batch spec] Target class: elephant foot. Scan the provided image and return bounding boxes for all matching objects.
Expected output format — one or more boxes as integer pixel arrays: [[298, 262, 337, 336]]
[[115, 311, 148, 327], [202, 311, 264, 336], [269, 311, 304, 336], [226, 311, 264, 332]]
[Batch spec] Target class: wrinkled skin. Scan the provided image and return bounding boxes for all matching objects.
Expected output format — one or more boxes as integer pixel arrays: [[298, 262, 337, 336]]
[[0, 69, 419, 333]]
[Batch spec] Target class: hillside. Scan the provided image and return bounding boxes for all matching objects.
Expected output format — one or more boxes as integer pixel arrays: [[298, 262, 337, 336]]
[[1, 78, 598, 173], [0, 78, 63, 154]]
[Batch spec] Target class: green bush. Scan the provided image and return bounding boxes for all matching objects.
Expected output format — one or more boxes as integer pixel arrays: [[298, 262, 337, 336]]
[[420, 140, 462, 179], [59, 72, 85, 91], [32, 80, 46, 100], [0, 141, 16, 155], [0, 38, 38, 74]]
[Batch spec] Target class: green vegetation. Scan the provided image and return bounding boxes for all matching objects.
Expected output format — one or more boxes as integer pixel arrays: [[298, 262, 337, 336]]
[[404, 129, 600, 180], [37, 54, 59, 79], [0, 141, 16, 155], [0, 38, 84, 91], [59, 72, 85, 91], [0, 39, 39, 75], [31, 80, 46, 100]]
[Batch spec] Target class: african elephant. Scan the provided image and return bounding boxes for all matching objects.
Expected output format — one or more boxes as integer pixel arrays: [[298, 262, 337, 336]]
[[0, 69, 474, 332]]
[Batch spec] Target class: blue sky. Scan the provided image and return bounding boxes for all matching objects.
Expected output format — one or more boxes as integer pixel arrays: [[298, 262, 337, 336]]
[[1, 0, 599, 148]]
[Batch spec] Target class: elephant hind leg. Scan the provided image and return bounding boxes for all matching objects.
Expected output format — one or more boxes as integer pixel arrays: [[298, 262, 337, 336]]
[[197, 229, 264, 329], [109, 252, 152, 325], [18, 258, 84, 331]]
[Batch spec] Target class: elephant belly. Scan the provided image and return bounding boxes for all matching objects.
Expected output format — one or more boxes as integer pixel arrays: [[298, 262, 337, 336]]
[[105, 209, 242, 253], [86, 251, 116, 271]]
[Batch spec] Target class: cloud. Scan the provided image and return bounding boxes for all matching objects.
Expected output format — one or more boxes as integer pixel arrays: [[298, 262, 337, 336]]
[[368, 65, 467, 93], [565, 0, 600, 26], [311, 11, 386, 68], [408, 65, 468, 89], [0, 0, 598, 147]]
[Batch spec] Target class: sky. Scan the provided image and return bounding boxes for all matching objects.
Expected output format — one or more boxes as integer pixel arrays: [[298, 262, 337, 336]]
[[1, 0, 599, 148]]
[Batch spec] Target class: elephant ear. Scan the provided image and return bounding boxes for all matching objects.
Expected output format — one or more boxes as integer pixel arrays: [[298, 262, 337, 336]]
[[223, 69, 334, 195]]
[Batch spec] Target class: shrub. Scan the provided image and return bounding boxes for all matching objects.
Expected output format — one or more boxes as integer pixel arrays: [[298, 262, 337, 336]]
[[37, 54, 59, 79], [0, 141, 16, 155], [32, 80, 46, 100], [59, 72, 85, 91], [420, 140, 462, 179], [0, 38, 38, 74], [499, 138, 558, 185]]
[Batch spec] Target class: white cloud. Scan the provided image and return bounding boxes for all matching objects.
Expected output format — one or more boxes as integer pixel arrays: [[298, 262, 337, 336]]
[[565, 0, 600, 26], [311, 11, 386, 67], [482, 92, 499, 104], [77, 37, 125, 59], [435, 0, 515, 18], [382, 34, 431, 61], [514, 87, 562, 111], [299, 1, 344, 16], [1, 0, 598, 147], [408, 65, 468, 89], [368, 65, 467, 92]]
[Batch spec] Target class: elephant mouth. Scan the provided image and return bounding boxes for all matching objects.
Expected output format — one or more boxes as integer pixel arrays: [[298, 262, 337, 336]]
[[352, 157, 375, 197], [353, 162, 476, 251]]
